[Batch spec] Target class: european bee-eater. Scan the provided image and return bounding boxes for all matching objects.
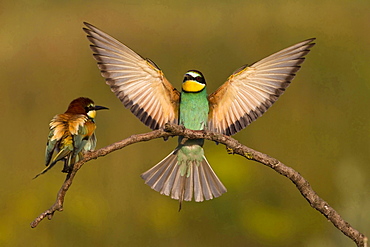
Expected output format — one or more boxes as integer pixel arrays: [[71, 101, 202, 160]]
[[83, 22, 315, 205], [34, 97, 108, 179]]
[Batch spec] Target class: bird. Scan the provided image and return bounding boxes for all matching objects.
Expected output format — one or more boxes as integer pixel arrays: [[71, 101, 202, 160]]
[[34, 97, 108, 179], [83, 22, 315, 206]]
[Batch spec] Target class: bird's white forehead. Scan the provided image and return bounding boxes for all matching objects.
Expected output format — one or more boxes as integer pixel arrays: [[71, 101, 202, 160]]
[[186, 71, 202, 78]]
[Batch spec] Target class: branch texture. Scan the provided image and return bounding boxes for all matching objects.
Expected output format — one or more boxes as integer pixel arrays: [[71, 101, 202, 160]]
[[30, 124, 368, 247]]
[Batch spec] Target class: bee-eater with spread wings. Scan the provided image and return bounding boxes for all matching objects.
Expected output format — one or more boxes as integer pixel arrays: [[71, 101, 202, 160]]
[[34, 97, 108, 179], [83, 22, 315, 205]]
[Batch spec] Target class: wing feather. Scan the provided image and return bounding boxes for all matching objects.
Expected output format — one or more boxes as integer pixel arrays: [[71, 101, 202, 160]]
[[208, 38, 315, 135], [84, 22, 180, 130]]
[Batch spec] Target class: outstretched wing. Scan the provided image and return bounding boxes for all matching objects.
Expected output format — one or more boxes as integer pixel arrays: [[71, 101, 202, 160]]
[[208, 38, 315, 135], [83, 22, 180, 130]]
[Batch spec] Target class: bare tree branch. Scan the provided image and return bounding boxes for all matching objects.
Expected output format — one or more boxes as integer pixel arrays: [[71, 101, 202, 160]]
[[30, 124, 368, 247]]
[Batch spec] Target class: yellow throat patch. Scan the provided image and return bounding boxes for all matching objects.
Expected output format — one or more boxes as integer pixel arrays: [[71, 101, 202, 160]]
[[182, 80, 205, 92], [87, 110, 96, 119]]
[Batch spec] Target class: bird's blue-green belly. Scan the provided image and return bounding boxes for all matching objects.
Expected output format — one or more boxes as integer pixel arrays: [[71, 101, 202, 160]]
[[179, 90, 208, 131]]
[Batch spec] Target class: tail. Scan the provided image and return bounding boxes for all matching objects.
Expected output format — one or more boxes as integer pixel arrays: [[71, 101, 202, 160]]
[[141, 150, 227, 203], [33, 161, 59, 179], [33, 151, 82, 179]]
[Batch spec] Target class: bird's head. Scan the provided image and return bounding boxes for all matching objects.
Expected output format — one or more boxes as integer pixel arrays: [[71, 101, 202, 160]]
[[65, 97, 109, 118], [182, 70, 206, 93]]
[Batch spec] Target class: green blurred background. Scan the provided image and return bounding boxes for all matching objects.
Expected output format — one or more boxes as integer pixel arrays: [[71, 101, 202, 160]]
[[1, 0, 369, 246]]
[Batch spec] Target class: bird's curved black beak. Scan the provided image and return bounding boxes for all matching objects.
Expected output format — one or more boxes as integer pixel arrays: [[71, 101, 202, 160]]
[[94, 105, 109, 111]]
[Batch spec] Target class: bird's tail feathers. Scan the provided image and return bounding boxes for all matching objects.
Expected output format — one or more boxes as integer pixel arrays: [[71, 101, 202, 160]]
[[33, 160, 60, 179], [141, 151, 227, 204], [33, 150, 82, 179]]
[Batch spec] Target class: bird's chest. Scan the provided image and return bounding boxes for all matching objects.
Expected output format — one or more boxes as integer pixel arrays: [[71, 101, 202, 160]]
[[179, 92, 209, 130], [83, 120, 96, 137]]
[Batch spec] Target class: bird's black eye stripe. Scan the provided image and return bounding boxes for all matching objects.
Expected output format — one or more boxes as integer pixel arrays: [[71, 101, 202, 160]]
[[194, 76, 203, 83], [183, 74, 192, 82], [183, 74, 205, 84], [193, 75, 205, 85], [85, 105, 95, 112]]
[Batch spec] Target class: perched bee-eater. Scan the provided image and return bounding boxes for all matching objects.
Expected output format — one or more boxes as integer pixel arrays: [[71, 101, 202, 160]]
[[34, 97, 108, 179], [83, 22, 315, 205]]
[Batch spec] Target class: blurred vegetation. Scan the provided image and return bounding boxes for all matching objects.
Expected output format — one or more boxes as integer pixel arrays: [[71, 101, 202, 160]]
[[1, 0, 369, 246]]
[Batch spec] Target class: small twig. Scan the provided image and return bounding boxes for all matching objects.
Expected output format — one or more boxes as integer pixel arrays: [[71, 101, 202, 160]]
[[30, 124, 367, 247]]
